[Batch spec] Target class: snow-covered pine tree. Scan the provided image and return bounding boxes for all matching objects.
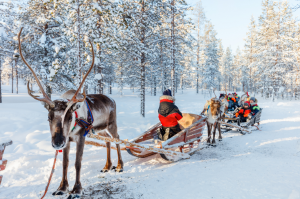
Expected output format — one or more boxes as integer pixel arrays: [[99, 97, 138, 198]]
[[255, 0, 297, 100], [221, 47, 233, 91], [232, 47, 244, 92], [193, 0, 206, 94], [202, 23, 220, 94], [244, 16, 258, 93]]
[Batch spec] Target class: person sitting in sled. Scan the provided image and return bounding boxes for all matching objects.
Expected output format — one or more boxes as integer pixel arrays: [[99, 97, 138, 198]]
[[233, 92, 240, 103], [235, 101, 252, 122], [249, 97, 260, 115], [219, 93, 226, 100], [227, 93, 237, 111], [157, 89, 183, 141]]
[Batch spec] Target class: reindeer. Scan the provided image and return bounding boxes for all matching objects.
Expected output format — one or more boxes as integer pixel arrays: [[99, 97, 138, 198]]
[[239, 90, 250, 106], [18, 28, 123, 197], [202, 90, 227, 146]]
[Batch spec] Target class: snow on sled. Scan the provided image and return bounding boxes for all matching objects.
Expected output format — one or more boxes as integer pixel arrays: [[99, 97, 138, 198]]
[[125, 113, 206, 161], [220, 108, 263, 135]]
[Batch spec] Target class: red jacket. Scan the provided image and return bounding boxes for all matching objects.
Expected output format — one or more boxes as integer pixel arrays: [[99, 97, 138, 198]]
[[158, 96, 183, 127], [236, 108, 251, 118], [227, 97, 236, 103]]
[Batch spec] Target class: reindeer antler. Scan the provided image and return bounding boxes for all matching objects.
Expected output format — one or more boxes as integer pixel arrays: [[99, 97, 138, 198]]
[[61, 39, 95, 125], [18, 28, 55, 108], [213, 88, 217, 98]]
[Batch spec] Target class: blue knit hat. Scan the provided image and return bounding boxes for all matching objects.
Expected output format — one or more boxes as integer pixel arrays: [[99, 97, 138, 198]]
[[163, 89, 172, 96]]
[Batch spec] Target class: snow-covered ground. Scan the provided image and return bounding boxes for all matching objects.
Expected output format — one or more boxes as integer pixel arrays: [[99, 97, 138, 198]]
[[1, 84, 300, 199]]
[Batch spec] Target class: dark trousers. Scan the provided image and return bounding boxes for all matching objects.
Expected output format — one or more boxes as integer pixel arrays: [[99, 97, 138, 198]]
[[239, 115, 248, 122], [162, 124, 181, 139]]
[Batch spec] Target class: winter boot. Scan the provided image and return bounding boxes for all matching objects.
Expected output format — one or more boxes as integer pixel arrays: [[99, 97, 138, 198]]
[[246, 115, 252, 122], [157, 128, 163, 140], [163, 128, 170, 141], [237, 117, 241, 126]]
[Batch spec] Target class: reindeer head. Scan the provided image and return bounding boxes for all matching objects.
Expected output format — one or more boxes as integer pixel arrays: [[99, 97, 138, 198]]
[[210, 98, 222, 119], [18, 28, 94, 149], [210, 89, 222, 119]]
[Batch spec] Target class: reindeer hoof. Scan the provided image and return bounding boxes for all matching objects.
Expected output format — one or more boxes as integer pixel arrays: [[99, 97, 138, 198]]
[[67, 194, 81, 199], [218, 139, 222, 141], [101, 169, 109, 173], [112, 166, 123, 173], [52, 190, 68, 196]]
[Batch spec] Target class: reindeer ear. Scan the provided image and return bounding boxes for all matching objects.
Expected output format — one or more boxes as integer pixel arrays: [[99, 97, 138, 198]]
[[43, 102, 50, 111]]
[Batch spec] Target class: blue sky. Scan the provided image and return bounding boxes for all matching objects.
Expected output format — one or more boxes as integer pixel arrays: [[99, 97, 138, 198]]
[[186, 0, 300, 54]]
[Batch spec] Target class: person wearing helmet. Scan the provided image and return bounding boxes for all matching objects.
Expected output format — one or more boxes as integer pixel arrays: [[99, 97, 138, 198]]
[[157, 89, 183, 141], [235, 101, 252, 122]]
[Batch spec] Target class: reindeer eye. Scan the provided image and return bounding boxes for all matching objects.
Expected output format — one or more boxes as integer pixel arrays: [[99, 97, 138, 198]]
[[48, 116, 52, 122]]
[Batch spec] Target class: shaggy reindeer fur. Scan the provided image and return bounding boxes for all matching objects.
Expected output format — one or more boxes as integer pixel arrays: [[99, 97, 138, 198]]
[[204, 98, 227, 145], [50, 90, 123, 197]]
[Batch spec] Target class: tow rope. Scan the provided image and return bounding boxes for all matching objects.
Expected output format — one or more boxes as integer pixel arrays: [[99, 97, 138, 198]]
[[72, 100, 94, 137], [40, 150, 61, 199]]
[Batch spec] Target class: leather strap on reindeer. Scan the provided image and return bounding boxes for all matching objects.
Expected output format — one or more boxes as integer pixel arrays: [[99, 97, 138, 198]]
[[72, 100, 94, 137]]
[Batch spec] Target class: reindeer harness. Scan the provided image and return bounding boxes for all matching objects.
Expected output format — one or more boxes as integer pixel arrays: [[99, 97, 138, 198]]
[[72, 100, 94, 137]]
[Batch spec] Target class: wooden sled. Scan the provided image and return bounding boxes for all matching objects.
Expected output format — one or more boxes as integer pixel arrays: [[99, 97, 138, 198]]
[[221, 108, 263, 134], [125, 113, 206, 161], [85, 113, 206, 161]]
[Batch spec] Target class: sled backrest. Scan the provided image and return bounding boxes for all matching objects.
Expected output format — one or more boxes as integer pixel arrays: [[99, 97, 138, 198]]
[[246, 108, 263, 127], [179, 113, 201, 129], [164, 114, 206, 146]]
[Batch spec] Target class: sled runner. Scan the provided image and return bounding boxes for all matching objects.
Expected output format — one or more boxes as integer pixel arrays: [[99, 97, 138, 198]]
[[86, 114, 207, 161], [220, 108, 263, 134]]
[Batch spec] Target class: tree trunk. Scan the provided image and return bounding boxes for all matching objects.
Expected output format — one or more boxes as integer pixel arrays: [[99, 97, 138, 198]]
[[141, 54, 145, 117], [77, 0, 82, 87], [171, 0, 175, 96], [15, 59, 18, 94], [97, 7, 103, 94], [46, 86, 52, 99], [140, 0, 146, 117], [120, 64, 123, 96], [0, 57, 2, 103], [11, 59, 13, 93], [154, 76, 156, 96]]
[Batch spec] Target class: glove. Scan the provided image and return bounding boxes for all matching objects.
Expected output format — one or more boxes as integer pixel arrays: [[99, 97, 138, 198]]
[[251, 112, 255, 116]]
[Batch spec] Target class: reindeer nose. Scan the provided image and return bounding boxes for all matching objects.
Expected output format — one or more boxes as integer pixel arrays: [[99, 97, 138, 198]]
[[53, 133, 66, 149]]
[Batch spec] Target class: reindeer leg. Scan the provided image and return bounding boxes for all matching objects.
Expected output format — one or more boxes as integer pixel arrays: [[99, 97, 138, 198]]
[[101, 142, 112, 172], [218, 122, 222, 141], [115, 144, 124, 172], [212, 122, 217, 146], [109, 121, 123, 172], [206, 122, 211, 145], [69, 135, 85, 197], [53, 141, 70, 196]]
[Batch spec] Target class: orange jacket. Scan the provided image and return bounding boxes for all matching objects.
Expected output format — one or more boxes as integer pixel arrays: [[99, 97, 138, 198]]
[[227, 97, 236, 103], [235, 108, 251, 118]]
